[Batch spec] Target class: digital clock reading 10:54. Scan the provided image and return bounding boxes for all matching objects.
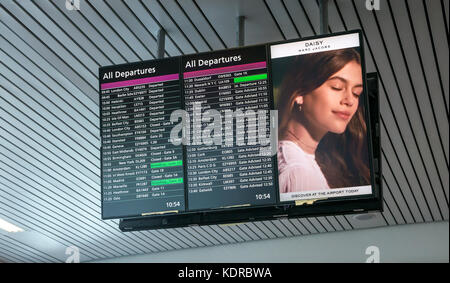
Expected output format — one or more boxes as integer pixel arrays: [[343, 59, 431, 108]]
[[256, 194, 271, 200]]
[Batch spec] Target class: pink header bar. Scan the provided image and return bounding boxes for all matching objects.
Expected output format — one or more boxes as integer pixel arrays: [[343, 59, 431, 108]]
[[183, 61, 267, 79], [101, 73, 179, 90]]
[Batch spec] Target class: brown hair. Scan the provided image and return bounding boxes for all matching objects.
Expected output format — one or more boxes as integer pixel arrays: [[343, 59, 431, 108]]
[[278, 48, 370, 188]]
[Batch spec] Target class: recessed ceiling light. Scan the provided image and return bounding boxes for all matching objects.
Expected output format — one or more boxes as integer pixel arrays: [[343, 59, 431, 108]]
[[352, 213, 376, 221], [0, 218, 24, 233]]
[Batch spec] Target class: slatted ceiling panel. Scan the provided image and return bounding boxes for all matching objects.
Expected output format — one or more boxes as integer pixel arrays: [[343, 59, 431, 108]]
[[0, 23, 99, 123], [413, 0, 450, 117], [158, 0, 210, 53], [428, 0, 450, 112], [1, 236, 60, 263], [0, 9, 96, 103], [100, 0, 162, 59], [403, 0, 450, 204]]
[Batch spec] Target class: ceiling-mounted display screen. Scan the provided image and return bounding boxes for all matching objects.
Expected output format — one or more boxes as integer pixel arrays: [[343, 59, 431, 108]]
[[99, 30, 381, 226], [270, 32, 373, 203]]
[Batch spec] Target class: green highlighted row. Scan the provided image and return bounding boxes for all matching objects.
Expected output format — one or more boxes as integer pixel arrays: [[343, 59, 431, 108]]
[[234, 73, 267, 83], [151, 178, 184, 186], [150, 160, 183, 168]]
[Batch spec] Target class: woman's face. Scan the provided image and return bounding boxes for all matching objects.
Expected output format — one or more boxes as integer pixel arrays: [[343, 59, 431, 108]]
[[299, 60, 363, 135]]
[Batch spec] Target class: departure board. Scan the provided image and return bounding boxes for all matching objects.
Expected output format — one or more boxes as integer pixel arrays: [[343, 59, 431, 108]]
[[182, 45, 276, 210], [100, 58, 186, 219]]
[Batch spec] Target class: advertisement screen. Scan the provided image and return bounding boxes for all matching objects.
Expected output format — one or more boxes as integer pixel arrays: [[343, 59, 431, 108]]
[[270, 33, 373, 202]]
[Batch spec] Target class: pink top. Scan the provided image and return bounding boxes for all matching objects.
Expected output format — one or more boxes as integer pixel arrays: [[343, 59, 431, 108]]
[[278, 140, 330, 193]]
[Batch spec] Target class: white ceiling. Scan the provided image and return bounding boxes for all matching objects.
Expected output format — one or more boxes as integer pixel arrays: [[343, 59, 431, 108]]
[[0, 0, 448, 262]]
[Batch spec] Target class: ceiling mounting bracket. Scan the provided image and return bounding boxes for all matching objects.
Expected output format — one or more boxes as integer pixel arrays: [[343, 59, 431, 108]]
[[319, 0, 329, 35], [236, 15, 245, 47], [157, 28, 166, 59]]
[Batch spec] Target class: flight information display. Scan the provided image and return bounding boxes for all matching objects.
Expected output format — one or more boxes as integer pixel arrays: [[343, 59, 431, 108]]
[[100, 58, 186, 219], [100, 30, 378, 222], [182, 46, 276, 210]]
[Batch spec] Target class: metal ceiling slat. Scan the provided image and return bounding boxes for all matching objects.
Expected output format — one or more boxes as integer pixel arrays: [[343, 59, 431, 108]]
[[234, 224, 262, 241], [214, 225, 241, 243], [303, 218, 323, 233], [198, 225, 230, 245], [156, 0, 200, 53], [424, 0, 449, 115], [0, 118, 98, 189], [9, 0, 98, 79], [0, 240, 50, 263], [158, 0, 212, 53], [382, 148, 421, 223], [125, 0, 183, 56], [17, 0, 102, 69], [0, 245, 33, 263], [379, 110, 431, 222], [269, 220, 293, 237], [262, 0, 288, 40], [441, 0, 449, 42], [82, 0, 143, 61], [0, 2, 97, 88], [126, 231, 165, 253], [280, 0, 301, 37], [262, 220, 287, 237], [173, 0, 213, 51], [219, 225, 245, 242], [194, 225, 226, 245], [0, 21, 99, 116], [0, 133, 99, 206], [336, 0, 439, 222], [353, 0, 445, 221], [50, 0, 127, 64], [0, 109, 99, 183], [317, 217, 337, 232], [139, 0, 195, 54], [382, 0, 449, 208], [0, 152, 153, 256], [409, 0, 449, 120], [379, 177, 407, 224], [0, 176, 133, 258], [333, 215, 353, 230], [0, 38, 99, 137], [36, 0, 114, 66], [192, 0, 228, 49], [177, 227, 209, 247], [0, 6, 97, 105], [280, 218, 303, 235], [102, 0, 158, 60], [382, 200, 399, 226], [0, 200, 104, 260], [299, 0, 322, 35], [229, 225, 253, 241], [0, 74, 99, 168], [167, 228, 198, 248], [0, 126, 99, 201], [288, 218, 310, 235], [146, 230, 180, 250], [0, 182, 120, 259], [321, 216, 343, 231], [325, 217, 344, 231], [252, 221, 277, 239], [0, 51, 99, 151], [118, 2, 171, 58], [244, 222, 270, 240], [309, 218, 329, 233], [0, 84, 99, 170], [2, 235, 61, 262]]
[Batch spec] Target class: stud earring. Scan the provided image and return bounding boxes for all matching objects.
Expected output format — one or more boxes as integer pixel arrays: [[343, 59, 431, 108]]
[[298, 104, 302, 112]]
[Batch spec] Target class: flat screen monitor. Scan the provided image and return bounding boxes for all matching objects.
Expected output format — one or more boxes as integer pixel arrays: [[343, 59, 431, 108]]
[[98, 30, 382, 230]]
